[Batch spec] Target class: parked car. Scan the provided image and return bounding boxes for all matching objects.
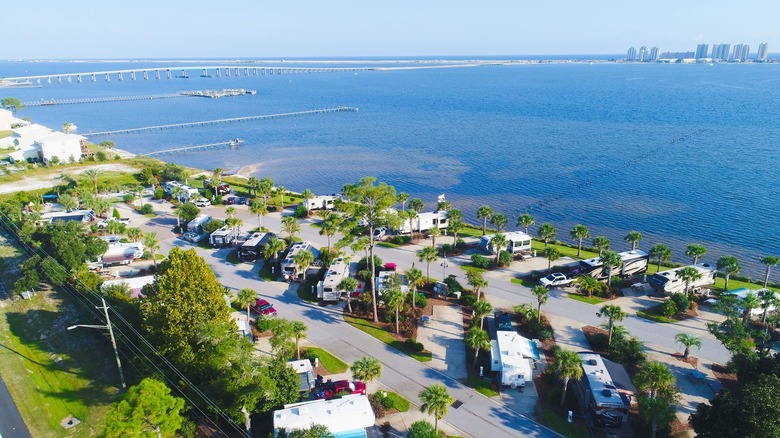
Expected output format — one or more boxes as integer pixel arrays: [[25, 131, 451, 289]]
[[250, 298, 277, 317], [315, 379, 366, 399], [373, 227, 388, 240], [194, 198, 211, 208], [224, 196, 236, 205], [236, 197, 247, 205], [203, 178, 213, 188], [97, 217, 130, 230], [183, 232, 202, 242], [539, 272, 574, 289], [495, 312, 513, 331]]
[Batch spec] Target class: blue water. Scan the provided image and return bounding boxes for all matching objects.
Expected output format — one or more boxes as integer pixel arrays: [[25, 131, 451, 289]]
[[2, 59, 779, 278]]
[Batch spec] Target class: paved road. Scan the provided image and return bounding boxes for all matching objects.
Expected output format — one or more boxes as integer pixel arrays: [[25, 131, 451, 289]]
[[0, 375, 32, 438]]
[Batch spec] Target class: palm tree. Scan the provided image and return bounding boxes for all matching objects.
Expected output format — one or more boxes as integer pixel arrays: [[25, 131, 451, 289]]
[[212, 167, 223, 186], [532, 285, 549, 323], [542, 246, 560, 273], [569, 224, 590, 257], [466, 271, 488, 301], [126, 227, 143, 242], [464, 326, 491, 368], [418, 246, 438, 280], [635, 361, 676, 399], [489, 233, 507, 266], [517, 213, 534, 234], [549, 347, 583, 406], [249, 199, 268, 228], [402, 209, 418, 238], [758, 289, 779, 323], [408, 198, 424, 215], [384, 289, 406, 334], [597, 304, 628, 347], [338, 277, 358, 314], [276, 185, 286, 208], [419, 384, 454, 434], [59, 193, 78, 211], [246, 176, 260, 197], [237, 288, 256, 321], [537, 223, 556, 248], [397, 192, 409, 212], [686, 244, 707, 264], [319, 218, 338, 253], [649, 243, 672, 272], [351, 356, 382, 384], [301, 189, 314, 214], [473, 299, 493, 329], [428, 226, 440, 247], [674, 333, 702, 359], [577, 275, 604, 298], [282, 216, 300, 242], [143, 232, 160, 269], [624, 230, 643, 250], [638, 394, 677, 438], [448, 218, 463, 246], [716, 255, 740, 292], [592, 236, 610, 256], [229, 217, 243, 241], [740, 292, 760, 323], [264, 236, 285, 261], [225, 206, 236, 218], [62, 122, 73, 133], [599, 250, 623, 288], [677, 266, 703, 296], [258, 178, 274, 206], [290, 320, 308, 360], [294, 250, 314, 282], [405, 266, 425, 308], [476, 205, 493, 235], [760, 256, 779, 288], [83, 169, 102, 194], [490, 213, 507, 232]]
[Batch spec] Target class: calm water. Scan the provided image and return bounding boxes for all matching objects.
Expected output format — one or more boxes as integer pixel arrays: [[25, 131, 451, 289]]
[[2, 59, 779, 277]]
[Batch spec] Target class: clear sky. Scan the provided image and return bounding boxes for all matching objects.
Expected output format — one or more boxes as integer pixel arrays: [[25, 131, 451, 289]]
[[4, 0, 778, 59]]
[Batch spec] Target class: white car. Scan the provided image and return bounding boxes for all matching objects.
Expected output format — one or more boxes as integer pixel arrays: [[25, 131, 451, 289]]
[[96, 217, 130, 230], [373, 227, 388, 240], [183, 232, 203, 243], [539, 273, 574, 288], [194, 199, 211, 208]]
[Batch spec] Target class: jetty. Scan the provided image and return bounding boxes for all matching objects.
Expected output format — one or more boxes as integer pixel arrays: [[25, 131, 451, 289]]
[[141, 139, 243, 157], [84, 107, 358, 137]]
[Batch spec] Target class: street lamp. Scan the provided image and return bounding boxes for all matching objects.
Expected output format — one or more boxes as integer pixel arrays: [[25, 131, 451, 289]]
[[440, 251, 449, 281], [68, 298, 126, 389]]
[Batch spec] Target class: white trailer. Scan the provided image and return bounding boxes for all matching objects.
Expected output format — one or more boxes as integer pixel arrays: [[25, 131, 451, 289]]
[[578, 250, 650, 280], [101, 243, 143, 266], [490, 331, 540, 389], [317, 258, 349, 302], [303, 195, 340, 211], [375, 270, 409, 297], [649, 263, 717, 295], [395, 210, 448, 234], [480, 231, 533, 255], [209, 226, 235, 247], [187, 214, 211, 233], [281, 241, 320, 281]]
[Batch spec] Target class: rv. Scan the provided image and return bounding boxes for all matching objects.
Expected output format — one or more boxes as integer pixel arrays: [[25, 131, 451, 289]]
[[395, 210, 448, 234], [649, 263, 717, 295], [280, 241, 320, 281], [101, 243, 144, 267], [317, 258, 350, 302], [574, 352, 631, 428], [490, 331, 540, 389], [480, 231, 533, 255], [578, 250, 650, 280], [163, 181, 199, 201], [187, 214, 211, 234], [237, 232, 275, 262], [303, 195, 340, 211], [375, 270, 408, 297], [39, 209, 95, 224], [209, 226, 235, 247]]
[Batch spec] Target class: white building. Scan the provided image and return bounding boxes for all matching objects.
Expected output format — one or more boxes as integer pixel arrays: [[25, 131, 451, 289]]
[[490, 331, 540, 388], [273, 394, 375, 437], [100, 275, 155, 299], [37, 132, 85, 163], [0, 108, 26, 130], [3, 123, 54, 159]]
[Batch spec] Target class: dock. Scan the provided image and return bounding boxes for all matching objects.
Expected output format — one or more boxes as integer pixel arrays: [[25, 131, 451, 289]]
[[180, 89, 256, 98], [141, 139, 243, 157], [23, 93, 187, 107], [84, 106, 359, 137]]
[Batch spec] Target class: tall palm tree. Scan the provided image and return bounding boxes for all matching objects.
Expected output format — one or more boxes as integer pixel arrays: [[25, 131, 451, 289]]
[[351, 356, 382, 385], [59, 193, 78, 211], [246, 176, 260, 197], [319, 218, 338, 253], [405, 266, 425, 309], [301, 189, 314, 214], [276, 185, 286, 208], [489, 233, 507, 266], [258, 178, 274, 206], [82, 168, 102, 194], [225, 206, 236, 218], [143, 232, 160, 269], [418, 246, 438, 280], [476, 205, 493, 235], [677, 266, 703, 296], [408, 198, 424, 215], [428, 226, 440, 247], [549, 347, 583, 406], [760, 256, 779, 288], [740, 292, 760, 323], [577, 275, 604, 298], [517, 213, 534, 234], [419, 384, 454, 434], [649, 243, 672, 272], [674, 333, 702, 359], [758, 289, 779, 323], [249, 199, 268, 228], [212, 167, 223, 186], [537, 223, 556, 248], [599, 250, 623, 288], [597, 304, 628, 347], [473, 299, 493, 329], [635, 361, 676, 399], [569, 224, 590, 257], [464, 326, 491, 368], [281, 216, 300, 242], [490, 213, 507, 232], [532, 285, 549, 323], [62, 122, 73, 133], [466, 270, 488, 301], [448, 218, 463, 246], [264, 236, 285, 261], [294, 250, 314, 282], [624, 230, 643, 250], [228, 217, 243, 241], [126, 227, 143, 242], [685, 244, 707, 264], [338, 277, 358, 314], [397, 192, 410, 212], [290, 320, 308, 360], [543, 247, 560, 273], [385, 289, 406, 334], [592, 236, 610, 256], [716, 255, 740, 292], [237, 288, 256, 321]]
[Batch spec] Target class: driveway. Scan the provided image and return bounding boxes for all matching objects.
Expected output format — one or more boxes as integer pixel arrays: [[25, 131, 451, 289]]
[[417, 305, 467, 380]]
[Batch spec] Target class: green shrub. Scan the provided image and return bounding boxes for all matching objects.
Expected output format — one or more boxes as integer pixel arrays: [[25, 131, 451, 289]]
[[670, 293, 690, 314], [537, 329, 553, 341], [499, 250, 512, 267], [471, 254, 491, 269], [112, 208, 121, 219], [123, 193, 134, 204], [439, 243, 455, 255], [461, 294, 478, 307], [368, 394, 388, 418], [256, 317, 274, 332], [294, 205, 308, 218], [358, 256, 383, 272], [373, 391, 395, 410], [404, 338, 424, 352], [443, 276, 463, 292], [96, 151, 107, 161], [140, 203, 154, 214], [662, 299, 678, 317], [154, 188, 164, 200], [391, 235, 411, 245], [203, 219, 224, 234], [408, 293, 427, 308]]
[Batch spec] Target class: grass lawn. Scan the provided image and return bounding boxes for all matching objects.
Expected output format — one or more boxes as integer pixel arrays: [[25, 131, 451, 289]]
[[636, 308, 677, 324], [0, 129, 12, 138], [541, 408, 590, 438], [297, 279, 319, 302], [568, 293, 605, 305], [466, 375, 499, 397], [259, 262, 276, 281], [531, 241, 597, 261], [377, 241, 399, 249], [384, 392, 410, 412], [301, 347, 348, 374], [344, 315, 432, 362], [511, 277, 537, 288], [459, 265, 486, 275], [225, 250, 241, 264]]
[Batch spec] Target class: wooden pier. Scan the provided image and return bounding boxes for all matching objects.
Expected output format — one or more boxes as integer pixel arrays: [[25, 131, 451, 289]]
[[141, 139, 244, 157], [23, 93, 187, 107], [84, 106, 359, 137]]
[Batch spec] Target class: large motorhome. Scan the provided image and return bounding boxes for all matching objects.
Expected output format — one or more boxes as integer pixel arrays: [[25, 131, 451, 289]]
[[163, 181, 199, 201], [316, 258, 350, 302], [480, 231, 533, 255], [39, 209, 95, 224], [574, 352, 631, 428], [395, 210, 448, 235], [280, 241, 320, 281], [578, 250, 649, 280], [209, 226, 235, 247], [237, 232, 275, 262], [187, 214, 211, 234], [303, 195, 340, 211], [649, 263, 717, 295]]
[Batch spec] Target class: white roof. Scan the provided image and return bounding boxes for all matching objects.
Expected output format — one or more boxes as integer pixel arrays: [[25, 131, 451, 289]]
[[274, 394, 375, 434], [579, 352, 628, 408], [728, 288, 777, 315], [100, 275, 155, 298], [36, 132, 86, 144], [491, 332, 539, 382], [286, 359, 313, 374], [12, 124, 53, 139]]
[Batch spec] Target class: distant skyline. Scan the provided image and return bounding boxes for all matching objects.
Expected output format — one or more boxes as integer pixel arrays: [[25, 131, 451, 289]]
[[3, 0, 778, 59]]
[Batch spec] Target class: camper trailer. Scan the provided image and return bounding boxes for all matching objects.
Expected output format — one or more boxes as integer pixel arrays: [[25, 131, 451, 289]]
[[237, 232, 275, 262], [578, 250, 650, 280], [574, 352, 631, 428], [280, 241, 320, 281], [490, 331, 540, 389], [39, 209, 95, 224], [375, 270, 409, 297], [317, 258, 350, 302], [100, 243, 144, 267], [395, 210, 448, 234], [187, 214, 211, 234], [649, 263, 717, 295], [303, 195, 340, 211], [480, 231, 533, 255], [209, 226, 235, 247]]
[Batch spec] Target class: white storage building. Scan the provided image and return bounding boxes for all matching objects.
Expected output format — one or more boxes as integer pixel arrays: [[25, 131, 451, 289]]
[[273, 394, 375, 437]]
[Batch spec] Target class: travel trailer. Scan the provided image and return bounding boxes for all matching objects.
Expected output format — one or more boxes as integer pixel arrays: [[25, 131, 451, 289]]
[[303, 195, 340, 211], [578, 250, 650, 280], [280, 241, 320, 281], [209, 226, 235, 247], [187, 214, 211, 233], [648, 263, 717, 295], [573, 352, 632, 428], [395, 210, 448, 234], [317, 258, 350, 302], [480, 231, 533, 255], [237, 232, 275, 262], [490, 331, 540, 389]]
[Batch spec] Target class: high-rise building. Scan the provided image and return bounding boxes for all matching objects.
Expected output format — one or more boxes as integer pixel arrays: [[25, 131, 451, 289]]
[[711, 44, 731, 60], [757, 43, 769, 62], [695, 44, 709, 59], [649, 47, 660, 61], [732, 44, 749, 62], [627, 47, 637, 61], [639, 46, 648, 61]]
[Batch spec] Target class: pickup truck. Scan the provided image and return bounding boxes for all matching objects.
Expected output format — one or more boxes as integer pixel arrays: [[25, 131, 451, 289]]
[[539, 273, 574, 288], [97, 217, 130, 230]]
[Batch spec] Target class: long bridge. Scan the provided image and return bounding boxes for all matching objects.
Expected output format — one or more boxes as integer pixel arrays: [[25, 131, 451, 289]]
[[0, 65, 374, 87], [84, 106, 358, 137], [141, 139, 244, 157]]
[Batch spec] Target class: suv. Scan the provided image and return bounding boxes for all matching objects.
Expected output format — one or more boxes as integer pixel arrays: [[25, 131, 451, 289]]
[[373, 227, 388, 240], [250, 298, 277, 317], [224, 196, 236, 205], [495, 312, 513, 331], [236, 197, 247, 205], [194, 198, 211, 208]]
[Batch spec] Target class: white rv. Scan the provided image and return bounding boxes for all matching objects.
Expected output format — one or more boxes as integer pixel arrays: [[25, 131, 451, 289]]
[[209, 226, 235, 247], [395, 210, 448, 234], [648, 263, 717, 295], [280, 241, 320, 281], [374, 270, 409, 297], [578, 250, 650, 280], [163, 181, 199, 201], [100, 243, 144, 267], [574, 352, 631, 428], [317, 258, 350, 302], [303, 195, 340, 211], [490, 331, 540, 389], [187, 214, 211, 234], [480, 231, 533, 255]]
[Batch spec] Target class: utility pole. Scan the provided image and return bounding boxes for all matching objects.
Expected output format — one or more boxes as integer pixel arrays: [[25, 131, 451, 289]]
[[68, 298, 126, 389]]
